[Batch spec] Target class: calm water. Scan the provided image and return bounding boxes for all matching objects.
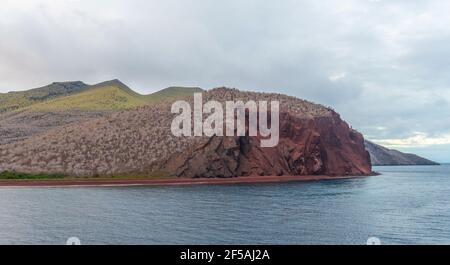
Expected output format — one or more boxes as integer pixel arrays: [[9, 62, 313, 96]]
[[0, 165, 449, 245]]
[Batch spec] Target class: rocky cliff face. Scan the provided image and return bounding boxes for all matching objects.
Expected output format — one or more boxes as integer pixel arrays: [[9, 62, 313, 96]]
[[0, 88, 372, 177], [166, 112, 371, 177]]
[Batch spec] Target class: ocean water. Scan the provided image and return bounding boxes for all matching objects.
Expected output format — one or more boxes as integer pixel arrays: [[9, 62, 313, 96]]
[[0, 165, 449, 245]]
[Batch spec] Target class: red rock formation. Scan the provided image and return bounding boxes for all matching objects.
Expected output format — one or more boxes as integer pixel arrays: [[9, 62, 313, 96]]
[[165, 111, 371, 177], [0, 87, 371, 178]]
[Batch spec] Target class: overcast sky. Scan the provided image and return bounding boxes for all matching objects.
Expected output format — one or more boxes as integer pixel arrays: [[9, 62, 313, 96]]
[[1, 0, 449, 162]]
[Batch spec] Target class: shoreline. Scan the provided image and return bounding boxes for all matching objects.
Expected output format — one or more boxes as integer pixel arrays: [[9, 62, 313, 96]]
[[0, 174, 370, 188]]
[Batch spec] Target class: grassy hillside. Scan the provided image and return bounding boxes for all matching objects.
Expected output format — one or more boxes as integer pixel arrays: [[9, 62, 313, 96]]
[[0, 81, 204, 149], [25, 82, 202, 111], [146, 86, 203, 102], [1, 80, 203, 113], [27, 80, 149, 111], [0, 81, 88, 113]]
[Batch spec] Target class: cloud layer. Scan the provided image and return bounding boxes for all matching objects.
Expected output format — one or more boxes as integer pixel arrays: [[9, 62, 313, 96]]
[[1, 0, 449, 161]]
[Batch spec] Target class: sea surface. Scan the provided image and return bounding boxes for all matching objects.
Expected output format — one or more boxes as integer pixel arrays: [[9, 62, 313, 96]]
[[0, 165, 449, 245]]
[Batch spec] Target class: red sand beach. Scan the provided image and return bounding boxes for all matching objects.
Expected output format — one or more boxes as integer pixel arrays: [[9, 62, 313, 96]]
[[0, 175, 368, 188]]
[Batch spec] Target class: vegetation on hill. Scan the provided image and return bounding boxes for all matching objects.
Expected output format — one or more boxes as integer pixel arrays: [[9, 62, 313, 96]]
[[27, 82, 149, 111], [146, 86, 203, 102], [0, 81, 88, 113], [0, 80, 204, 147], [0, 171, 65, 180], [1, 80, 203, 112]]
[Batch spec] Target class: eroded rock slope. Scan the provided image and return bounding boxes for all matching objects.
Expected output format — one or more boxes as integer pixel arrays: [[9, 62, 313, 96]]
[[0, 88, 372, 177]]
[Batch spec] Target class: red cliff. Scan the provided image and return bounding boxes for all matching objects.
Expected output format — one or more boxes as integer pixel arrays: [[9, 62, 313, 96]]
[[0, 88, 372, 178], [165, 111, 371, 177]]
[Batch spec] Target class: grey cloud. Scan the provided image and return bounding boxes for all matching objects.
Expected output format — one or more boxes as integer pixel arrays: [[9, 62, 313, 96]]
[[1, 0, 450, 160]]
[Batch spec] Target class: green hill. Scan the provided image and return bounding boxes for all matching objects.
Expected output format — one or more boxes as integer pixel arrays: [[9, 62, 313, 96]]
[[27, 80, 149, 111], [0, 81, 88, 113], [146, 86, 203, 102], [0, 80, 204, 146], [1, 80, 204, 113]]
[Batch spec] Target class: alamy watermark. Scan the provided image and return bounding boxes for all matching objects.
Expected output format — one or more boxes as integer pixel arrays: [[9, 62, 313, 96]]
[[66, 236, 81, 245], [366, 237, 381, 245], [171, 93, 280, 147]]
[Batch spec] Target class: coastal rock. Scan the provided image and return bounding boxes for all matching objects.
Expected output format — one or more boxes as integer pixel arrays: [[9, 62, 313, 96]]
[[0, 88, 372, 178], [165, 112, 371, 177]]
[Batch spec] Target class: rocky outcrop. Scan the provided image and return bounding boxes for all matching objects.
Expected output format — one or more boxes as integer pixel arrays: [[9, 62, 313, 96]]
[[166, 112, 371, 177], [365, 140, 439, 166], [0, 88, 372, 178]]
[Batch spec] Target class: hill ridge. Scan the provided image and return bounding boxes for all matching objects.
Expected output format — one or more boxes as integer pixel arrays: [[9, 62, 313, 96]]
[[365, 140, 439, 166], [0, 81, 206, 146], [0, 81, 89, 113]]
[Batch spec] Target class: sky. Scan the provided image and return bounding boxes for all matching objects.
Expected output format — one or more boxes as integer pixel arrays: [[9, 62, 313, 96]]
[[0, 0, 449, 162]]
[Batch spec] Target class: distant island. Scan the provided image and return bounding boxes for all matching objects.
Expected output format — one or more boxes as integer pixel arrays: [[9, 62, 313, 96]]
[[0, 80, 437, 185], [365, 140, 439, 166]]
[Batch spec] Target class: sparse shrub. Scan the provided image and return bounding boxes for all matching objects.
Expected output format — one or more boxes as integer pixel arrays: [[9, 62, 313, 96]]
[[0, 170, 65, 180]]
